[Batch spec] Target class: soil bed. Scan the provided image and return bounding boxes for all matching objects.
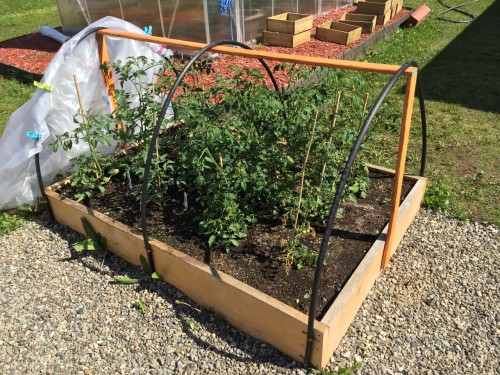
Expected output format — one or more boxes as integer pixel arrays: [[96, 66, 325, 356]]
[[61, 171, 413, 318]]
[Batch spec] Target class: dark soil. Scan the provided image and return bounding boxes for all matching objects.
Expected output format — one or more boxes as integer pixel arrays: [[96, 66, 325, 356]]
[[61, 171, 413, 319]]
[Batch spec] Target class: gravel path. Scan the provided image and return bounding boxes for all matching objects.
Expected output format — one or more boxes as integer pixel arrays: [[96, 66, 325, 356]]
[[0, 209, 498, 374]]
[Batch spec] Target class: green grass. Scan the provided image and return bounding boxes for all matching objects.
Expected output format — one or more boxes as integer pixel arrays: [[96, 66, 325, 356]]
[[0, 0, 498, 229], [361, 0, 500, 225], [0, 0, 60, 135]]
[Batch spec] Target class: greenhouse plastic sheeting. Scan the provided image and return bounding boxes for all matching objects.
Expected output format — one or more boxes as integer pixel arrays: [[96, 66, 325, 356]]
[[0, 17, 167, 210], [55, 0, 353, 44]]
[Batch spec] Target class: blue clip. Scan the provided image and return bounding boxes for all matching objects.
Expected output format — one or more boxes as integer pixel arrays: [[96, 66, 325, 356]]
[[144, 25, 153, 35], [26, 132, 43, 140]]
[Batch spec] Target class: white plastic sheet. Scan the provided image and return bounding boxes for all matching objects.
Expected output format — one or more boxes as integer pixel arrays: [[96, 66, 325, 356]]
[[0, 17, 168, 210]]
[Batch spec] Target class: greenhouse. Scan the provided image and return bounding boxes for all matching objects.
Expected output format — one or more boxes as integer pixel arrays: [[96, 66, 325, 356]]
[[55, 0, 353, 43]]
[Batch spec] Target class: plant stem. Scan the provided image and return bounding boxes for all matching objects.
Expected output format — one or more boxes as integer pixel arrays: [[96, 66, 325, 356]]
[[73, 75, 102, 177], [359, 92, 370, 130], [294, 110, 319, 230], [319, 91, 342, 187]]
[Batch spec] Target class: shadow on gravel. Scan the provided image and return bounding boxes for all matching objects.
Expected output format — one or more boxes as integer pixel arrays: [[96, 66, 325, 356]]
[[35, 213, 305, 371]]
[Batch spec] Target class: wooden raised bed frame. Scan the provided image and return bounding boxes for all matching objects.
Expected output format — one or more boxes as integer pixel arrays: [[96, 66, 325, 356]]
[[266, 12, 313, 34], [315, 21, 362, 45], [47, 30, 425, 368]]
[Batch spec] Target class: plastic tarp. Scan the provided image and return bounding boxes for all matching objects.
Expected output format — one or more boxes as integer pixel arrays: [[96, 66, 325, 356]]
[[0, 17, 166, 210]]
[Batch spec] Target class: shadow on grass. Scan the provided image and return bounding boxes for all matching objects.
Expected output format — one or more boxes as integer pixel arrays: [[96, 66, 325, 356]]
[[421, 1, 500, 113]]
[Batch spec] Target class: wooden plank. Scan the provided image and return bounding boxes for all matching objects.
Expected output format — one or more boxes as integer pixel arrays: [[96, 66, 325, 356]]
[[376, 10, 392, 25], [356, 0, 392, 15], [382, 71, 418, 269], [320, 173, 426, 364], [339, 13, 377, 33], [267, 13, 313, 34], [44, 186, 328, 366], [95, 29, 416, 76], [315, 22, 362, 45], [96, 34, 118, 115], [263, 30, 311, 48]]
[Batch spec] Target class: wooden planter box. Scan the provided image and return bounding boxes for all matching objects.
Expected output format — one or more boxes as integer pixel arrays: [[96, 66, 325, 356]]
[[339, 13, 377, 34], [266, 13, 313, 34], [356, 0, 392, 15], [316, 21, 362, 45], [392, 0, 404, 17], [263, 29, 310, 48], [376, 10, 392, 25], [45, 165, 426, 368]]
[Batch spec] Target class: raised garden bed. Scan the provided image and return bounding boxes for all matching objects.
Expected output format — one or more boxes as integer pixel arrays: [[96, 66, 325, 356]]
[[45, 164, 426, 367]]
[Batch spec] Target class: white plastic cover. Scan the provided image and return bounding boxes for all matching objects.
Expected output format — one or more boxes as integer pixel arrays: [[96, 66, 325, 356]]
[[0, 17, 167, 210]]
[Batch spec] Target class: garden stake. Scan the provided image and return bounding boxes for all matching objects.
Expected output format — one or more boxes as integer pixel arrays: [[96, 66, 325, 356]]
[[320, 91, 342, 187], [294, 110, 319, 230], [360, 93, 370, 130], [73, 75, 102, 178]]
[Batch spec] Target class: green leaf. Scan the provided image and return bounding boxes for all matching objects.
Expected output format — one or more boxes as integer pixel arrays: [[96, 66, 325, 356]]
[[139, 254, 151, 275], [72, 239, 97, 251], [208, 235, 216, 247], [151, 272, 161, 280], [188, 321, 196, 330], [137, 298, 146, 315], [230, 239, 239, 247], [113, 276, 140, 284]]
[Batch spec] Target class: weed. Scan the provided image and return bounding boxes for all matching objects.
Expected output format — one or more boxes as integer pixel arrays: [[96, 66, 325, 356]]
[[423, 179, 450, 212], [0, 211, 23, 236]]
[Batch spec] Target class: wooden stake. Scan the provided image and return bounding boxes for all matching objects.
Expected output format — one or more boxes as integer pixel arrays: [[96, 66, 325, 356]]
[[360, 92, 370, 130], [294, 110, 319, 230], [381, 71, 417, 269], [320, 91, 342, 186], [73, 75, 101, 177]]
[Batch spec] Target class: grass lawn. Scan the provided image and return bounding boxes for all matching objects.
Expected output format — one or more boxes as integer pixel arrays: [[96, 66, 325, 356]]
[[0, 0, 498, 227]]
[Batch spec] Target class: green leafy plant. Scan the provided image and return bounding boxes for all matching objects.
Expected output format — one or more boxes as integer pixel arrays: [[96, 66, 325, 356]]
[[72, 217, 107, 252], [113, 255, 161, 284], [0, 211, 23, 236], [55, 58, 378, 270], [136, 298, 146, 315], [423, 179, 450, 211]]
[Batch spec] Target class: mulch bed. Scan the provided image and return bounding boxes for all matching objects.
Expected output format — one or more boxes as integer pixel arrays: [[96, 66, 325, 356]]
[[0, 7, 409, 79]]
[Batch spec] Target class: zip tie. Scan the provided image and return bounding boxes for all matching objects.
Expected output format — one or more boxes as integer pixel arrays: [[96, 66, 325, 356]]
[[26, 132, 43, 140], [33, 81, 53, 92]]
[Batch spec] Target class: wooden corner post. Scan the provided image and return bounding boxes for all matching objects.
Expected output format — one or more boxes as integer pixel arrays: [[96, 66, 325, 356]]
[[381, 68, 418, 269], [96, 33, 119, 116]]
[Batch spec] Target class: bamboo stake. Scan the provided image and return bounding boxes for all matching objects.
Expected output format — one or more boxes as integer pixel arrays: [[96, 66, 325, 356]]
[[294, 110, 319, 230], [73, 75, 101, 177], [359, 92, 370, 131], [319, 91, 342, 187]]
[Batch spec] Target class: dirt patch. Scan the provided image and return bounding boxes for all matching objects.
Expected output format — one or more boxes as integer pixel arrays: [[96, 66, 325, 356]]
[[61, 171, 413, 319]]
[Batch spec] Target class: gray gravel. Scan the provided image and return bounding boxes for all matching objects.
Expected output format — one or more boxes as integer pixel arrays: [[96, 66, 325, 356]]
[[0, 209, 498, 374]]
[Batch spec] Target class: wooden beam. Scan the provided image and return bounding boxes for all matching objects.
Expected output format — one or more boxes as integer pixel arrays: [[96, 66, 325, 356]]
[[96, 33, 119, 117], [95, 29, 415, 76], [381, 70, 418, 269]]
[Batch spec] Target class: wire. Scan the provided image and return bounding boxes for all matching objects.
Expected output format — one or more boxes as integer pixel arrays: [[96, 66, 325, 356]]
[[437, 0, 477, 23]]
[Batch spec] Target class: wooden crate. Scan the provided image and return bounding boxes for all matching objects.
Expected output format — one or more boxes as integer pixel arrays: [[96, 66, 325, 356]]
[[391, 0, 404, 17], [45, 165, 426, 368], [339, 13, 377, 33], [263, 29, 310, 48], [266, 13, 313, 34], [376, 10, 392, 25], [315, 21, 362, 45], [356, 0, 392, 15]]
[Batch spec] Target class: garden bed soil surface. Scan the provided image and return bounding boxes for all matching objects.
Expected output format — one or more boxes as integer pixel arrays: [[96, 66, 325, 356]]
[[0, 7, 409, 78], [62, 171, 413, 319]]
